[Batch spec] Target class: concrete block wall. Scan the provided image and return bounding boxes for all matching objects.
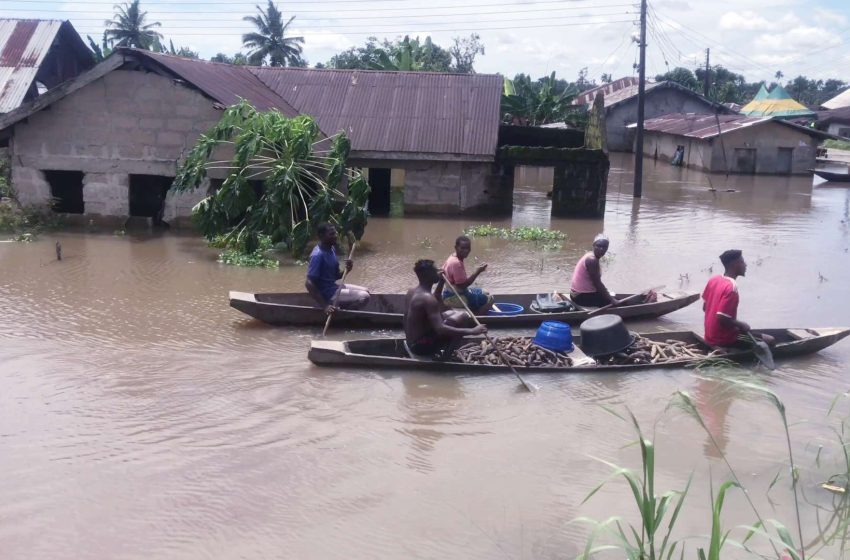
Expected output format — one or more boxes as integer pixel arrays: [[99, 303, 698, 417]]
[[403, 160, 507, 214], [9, 68, 223, 223]]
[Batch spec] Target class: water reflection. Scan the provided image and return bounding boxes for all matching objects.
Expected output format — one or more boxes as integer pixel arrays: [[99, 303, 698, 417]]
[[2, 156, 850, 559]]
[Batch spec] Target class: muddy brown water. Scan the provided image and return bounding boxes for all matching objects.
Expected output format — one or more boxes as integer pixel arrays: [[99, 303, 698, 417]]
[[2, 154, 850, 559]]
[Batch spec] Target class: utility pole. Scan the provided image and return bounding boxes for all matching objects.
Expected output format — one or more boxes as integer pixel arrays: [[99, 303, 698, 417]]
[[703, 48, 710, 97], [633, 0, 647, 198]]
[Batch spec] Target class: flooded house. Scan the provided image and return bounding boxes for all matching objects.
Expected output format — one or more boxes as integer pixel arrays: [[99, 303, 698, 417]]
[[813, 107, 850, 139], [0, 19, 94, 114], [572, 77, 732, 152], [821, 88, 850, 111], [0, 48, 610, 225], [632, 113, 829, 175]]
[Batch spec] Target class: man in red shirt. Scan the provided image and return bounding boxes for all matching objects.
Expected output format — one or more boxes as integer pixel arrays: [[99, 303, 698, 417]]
[[702, 249, 774, 348]]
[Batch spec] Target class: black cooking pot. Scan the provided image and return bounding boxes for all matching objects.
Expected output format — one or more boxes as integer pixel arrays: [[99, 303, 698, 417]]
[[578, 314, 636, 356]]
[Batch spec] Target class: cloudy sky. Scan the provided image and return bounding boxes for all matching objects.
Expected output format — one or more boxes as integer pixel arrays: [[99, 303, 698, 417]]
[[7, 0, 849, 83]]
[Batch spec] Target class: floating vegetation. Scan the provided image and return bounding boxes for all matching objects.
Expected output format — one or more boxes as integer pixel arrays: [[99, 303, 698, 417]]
[[210, 233, 279, 268], [464, 224, 566, 245]]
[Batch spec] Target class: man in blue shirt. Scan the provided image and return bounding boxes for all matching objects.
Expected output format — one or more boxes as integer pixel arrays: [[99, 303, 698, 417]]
[[305, 223, 370, 313]]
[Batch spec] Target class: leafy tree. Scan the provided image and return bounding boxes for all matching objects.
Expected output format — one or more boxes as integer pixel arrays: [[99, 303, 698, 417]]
[[87, 32, 113, 62], [327, 35, 452, 72], [242, 0, 305, 67], [600, 73, 613, 84], [449, 33, 485, 73], [104, 0, 162, 49], [172, 101, 370, 257], [655, 67, 699, 92], [775, 70, 784, 81], [210, 53, 250, 65], [501, 72, 579, 126]]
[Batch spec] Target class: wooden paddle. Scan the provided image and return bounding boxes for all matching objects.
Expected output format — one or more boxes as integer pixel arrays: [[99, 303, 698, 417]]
[[587, 285, 665, 317], [322, 239, 357, 337], [748, 332, 776, 370], [442, 276, 535, 393]]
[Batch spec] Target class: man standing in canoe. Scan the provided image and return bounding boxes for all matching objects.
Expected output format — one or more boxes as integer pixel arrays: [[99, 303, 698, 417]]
[[442, 235, 494, 314], [305, 223, 371, 314], [702, 249, 774, 348], [405, 259, 486, 358]]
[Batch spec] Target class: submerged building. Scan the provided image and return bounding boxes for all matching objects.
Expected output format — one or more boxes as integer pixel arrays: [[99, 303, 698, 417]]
[[633, 113, 830, 175], [0, 48, 610, 224]]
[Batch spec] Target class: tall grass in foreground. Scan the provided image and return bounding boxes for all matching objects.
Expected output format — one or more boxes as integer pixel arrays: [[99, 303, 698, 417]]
[[578, 375, 850, 559]]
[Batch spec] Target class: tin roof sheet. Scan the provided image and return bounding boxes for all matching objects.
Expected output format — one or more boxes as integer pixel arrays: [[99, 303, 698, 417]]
[[128, 49, 299, 116], [573, 76, 641, 106], [632, 113, 772, 138], [249, 67, 503, 157], [823, 88, 850, 110], [0, 19, 64, 112]]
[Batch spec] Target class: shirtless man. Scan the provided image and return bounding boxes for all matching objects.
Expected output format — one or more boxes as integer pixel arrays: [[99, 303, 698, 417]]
[[404, 259, 486, 357]]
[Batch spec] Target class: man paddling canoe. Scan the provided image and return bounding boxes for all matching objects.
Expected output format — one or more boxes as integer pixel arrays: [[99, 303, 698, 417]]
[[703, 249, 774, 348], [305, 223, 371, 314], [405, 259, 486, 358], [569, 234, 656, 307]]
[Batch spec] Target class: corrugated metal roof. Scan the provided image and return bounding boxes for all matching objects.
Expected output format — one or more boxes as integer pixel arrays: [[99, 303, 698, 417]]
[[249, 67, 502, 157], [573, 76, 641, 106], [127, 49, 299, 116], [632, 113, 773, 139], [0, 19, 63, 112], [823, 88, 850, 110]]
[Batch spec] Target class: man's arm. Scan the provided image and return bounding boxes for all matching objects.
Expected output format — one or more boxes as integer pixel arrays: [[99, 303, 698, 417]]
[[586, 257, 618, 305], [305, 277, 334, 312], [425, 297, 485, 337], [716, 313, 750, 333], [451, 263, 488, 290]]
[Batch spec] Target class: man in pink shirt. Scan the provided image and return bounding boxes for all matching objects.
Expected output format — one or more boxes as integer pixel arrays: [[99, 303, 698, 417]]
[[702, 249, 774, 348], [441, 235, 493, 313]]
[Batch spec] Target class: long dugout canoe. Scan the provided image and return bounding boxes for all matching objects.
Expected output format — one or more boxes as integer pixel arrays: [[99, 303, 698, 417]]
[[308, 327, 850, 373], [229, 290, 701, 328]]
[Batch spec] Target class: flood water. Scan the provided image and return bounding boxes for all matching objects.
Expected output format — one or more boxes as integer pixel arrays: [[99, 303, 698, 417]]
[[2, 153, 850, 559]]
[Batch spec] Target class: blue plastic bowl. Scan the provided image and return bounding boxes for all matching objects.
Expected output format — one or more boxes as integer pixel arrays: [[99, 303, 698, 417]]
[[487, 302, 524, 316], [532, 321, 574, 352]]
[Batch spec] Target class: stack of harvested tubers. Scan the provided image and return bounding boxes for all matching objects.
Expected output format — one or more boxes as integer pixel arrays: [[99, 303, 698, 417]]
[[454, 336, 572, 367], [597, 335, 720, 365]]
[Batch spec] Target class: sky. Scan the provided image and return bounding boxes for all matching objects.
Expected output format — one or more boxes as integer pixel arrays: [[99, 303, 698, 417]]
[[7, 0, 850, 84]]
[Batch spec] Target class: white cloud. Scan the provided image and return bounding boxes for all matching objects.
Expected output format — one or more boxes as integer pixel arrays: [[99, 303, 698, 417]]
[[719, 11, 772, 31], [754, 26, 842, 52]]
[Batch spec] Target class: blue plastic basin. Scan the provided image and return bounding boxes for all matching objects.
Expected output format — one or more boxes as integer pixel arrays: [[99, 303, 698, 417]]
[[487, 302, 524, 316], [533, 321, 574, 352]]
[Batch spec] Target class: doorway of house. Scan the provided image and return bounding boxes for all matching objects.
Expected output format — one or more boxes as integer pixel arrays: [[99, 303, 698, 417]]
[[129, 174, 172, 225], [777, 147, 794, 174], [512, 165, 554, 227], [367, 168, 391, 216], [733, 148, 757, 174]]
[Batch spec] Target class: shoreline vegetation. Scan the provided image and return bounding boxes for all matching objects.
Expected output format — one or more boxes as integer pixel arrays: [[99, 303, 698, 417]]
[[578, 368, 850, 560]]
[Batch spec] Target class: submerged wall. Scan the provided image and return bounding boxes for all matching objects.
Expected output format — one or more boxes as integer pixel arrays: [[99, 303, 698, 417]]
[[9, 69, 221, 226]]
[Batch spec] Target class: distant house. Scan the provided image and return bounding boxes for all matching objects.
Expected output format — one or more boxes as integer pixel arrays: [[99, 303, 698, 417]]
[[740, 84, 815, 119], [813, 107, 850, 139], [631, 113, 830, 175], [822, 88, 850, 110], [573, 78, 733, 152], [0, 19, 94, 114]]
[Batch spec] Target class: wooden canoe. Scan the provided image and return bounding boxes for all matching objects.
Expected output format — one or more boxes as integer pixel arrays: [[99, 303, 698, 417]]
[[308, 327, 850, 373], [229, 290, 700, 328], [813, 169, 850, 183]]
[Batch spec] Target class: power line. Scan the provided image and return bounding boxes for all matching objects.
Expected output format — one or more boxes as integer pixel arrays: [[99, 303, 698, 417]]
[[13, 10, 637, 26], [7, 1, 634, 15], [71, 18, 636, 36]]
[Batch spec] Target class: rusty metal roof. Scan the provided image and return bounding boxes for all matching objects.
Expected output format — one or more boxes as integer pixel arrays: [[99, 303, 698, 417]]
[[573, 76, 641, 106], [632, 112, 832, 140], [634, 113, 771, 138], [0, 19, 64, 112], [125, 49, 299, 116], [249, 67, 503, 158]]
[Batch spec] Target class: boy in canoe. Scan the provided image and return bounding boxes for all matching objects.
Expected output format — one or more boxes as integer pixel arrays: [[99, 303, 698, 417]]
[[405, 259, 487, 358], [441, 235, 494, 314], [702, 249, 774, 348], [305, 223, 371, 314], [569, 234, 656, 307]]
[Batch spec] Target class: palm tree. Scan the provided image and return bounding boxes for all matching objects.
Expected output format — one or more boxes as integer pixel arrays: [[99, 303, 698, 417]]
[[104, 0, 162, 49], [242, 1, 305, 67]]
